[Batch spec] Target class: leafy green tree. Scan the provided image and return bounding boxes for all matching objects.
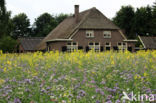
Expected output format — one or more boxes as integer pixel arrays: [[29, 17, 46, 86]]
[[0, 0, 12, 38], [151, 2, 156, 35], [133, 6, 153, 36], [0, 36, 17, 53], [11, 13, 31, 39], [32, 13, 69, 37], [32, 13, 57, 37], [113, 6, 135, 38]]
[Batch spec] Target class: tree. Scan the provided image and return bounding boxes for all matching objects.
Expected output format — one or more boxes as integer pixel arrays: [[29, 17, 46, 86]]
[[0, 0, 12, 38], [113, 6, 135, 38], [32, 13, 57, 37], [133, 6, 153, 36], [151, 2, 156, 35], [11, 13, 30, 39], [0, 36, 17, 53]]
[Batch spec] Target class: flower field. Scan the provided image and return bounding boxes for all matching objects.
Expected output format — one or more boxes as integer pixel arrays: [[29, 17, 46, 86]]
[[0, 50, 156, 103]]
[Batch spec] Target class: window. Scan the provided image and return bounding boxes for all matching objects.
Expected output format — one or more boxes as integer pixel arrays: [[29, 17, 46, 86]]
[[88, 42, 94, 50], [105, 42, 111, 50], [88, 42, 100, 52], [104, 31, 111, 38], [86, 30, 94, 38], [67, 42, 78, 52], [118, 42, 122, 46], [117, 42, 127, 51]]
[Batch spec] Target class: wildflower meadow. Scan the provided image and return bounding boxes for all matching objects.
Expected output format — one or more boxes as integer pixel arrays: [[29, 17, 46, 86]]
[[0, 50, 156, 103]]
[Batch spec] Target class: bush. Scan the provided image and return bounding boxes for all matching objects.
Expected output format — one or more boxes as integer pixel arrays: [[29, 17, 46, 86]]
[[0, 36, 17, 53]]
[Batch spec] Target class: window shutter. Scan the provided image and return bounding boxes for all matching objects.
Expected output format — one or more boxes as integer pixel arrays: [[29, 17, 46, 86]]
[[86, 46, 89, 52], [78, 46, 83, 50], [62, 46, 67, 52], [100, 46, 104, 52]]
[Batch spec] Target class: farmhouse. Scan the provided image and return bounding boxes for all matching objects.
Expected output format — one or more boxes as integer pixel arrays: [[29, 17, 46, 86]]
[[138, 36, 156, 50], [37, 5, 137, 52]]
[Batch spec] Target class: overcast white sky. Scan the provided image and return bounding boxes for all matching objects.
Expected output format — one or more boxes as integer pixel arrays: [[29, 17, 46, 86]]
[[6, 0, 156, 24]]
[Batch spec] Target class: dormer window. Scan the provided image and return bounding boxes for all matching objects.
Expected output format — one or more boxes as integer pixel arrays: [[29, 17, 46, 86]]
[[104, 31, 111, 38], [86, 30, 94, 38]]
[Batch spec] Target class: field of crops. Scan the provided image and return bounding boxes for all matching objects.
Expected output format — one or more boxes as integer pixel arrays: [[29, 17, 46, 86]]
[[0, 50, 156, 103]]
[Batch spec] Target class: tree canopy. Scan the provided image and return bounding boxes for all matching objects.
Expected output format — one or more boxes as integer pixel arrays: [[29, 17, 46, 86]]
[[11, 13, 31, 39], [113, 4, 156, 38], [113, 6, 135, 38], [32, 13, 69, 37], [0, 0, 17, 52], [0, 0, 12, 38]]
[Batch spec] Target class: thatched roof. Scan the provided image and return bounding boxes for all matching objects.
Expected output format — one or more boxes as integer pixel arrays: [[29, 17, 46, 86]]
[[18, 37, 43, 51], [37, 7, 120, 50], [139, 36, 156, 49]]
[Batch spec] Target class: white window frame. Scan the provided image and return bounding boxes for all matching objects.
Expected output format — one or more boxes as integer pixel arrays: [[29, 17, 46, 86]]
[[67, 42, 78, 52], [105, 42, 111, 50], [103, 31, 111, 38], [86, 30, 94, 38], [88, 42, 100, 52], [117, 42, 127, 50]]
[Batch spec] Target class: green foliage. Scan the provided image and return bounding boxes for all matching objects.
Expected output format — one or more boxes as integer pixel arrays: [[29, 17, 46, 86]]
[[151, 2, 156, 35], [0, 0, 12, 38], [113, 6, 135, 39], [11, 13, 31, 39], [0, 36, 17, 53], [113, 3, 156, 38], [32, 13, 57, 37], [32, 13, 69, 37], [133, 6, 153, 36]]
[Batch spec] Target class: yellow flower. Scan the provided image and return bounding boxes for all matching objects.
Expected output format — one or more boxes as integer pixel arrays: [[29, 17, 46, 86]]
[[134, 74, 141, 79], [7, 61, 11, 65], [144, 72, 147, 77], [111, 60, 115, 65], [0, 78, 5, 85], [32, 72, 38, 77], [3, 67, 7, 73], [0, 50, 3, 55]]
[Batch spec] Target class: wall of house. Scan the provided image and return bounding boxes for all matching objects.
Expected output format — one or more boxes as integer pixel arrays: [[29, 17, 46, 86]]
[[48, 41, 66, 51], [19, 45, 24, 53], [72, 29, 124, 49], [48, 29, 135, 52]]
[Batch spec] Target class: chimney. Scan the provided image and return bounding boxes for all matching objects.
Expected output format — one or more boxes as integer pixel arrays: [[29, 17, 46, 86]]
[[74, 5, 79, 23]]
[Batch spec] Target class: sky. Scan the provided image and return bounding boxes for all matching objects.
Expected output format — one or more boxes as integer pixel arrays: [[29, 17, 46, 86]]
[[6, 0, 156, 24]]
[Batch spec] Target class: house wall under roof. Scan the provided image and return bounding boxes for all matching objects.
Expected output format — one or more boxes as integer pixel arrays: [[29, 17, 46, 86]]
[[47, 29, 136, 52]]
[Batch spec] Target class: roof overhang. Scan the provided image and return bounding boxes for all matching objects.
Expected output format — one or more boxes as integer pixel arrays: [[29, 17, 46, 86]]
[[123, 40, 138, 42], [46, 39, 73, 42]]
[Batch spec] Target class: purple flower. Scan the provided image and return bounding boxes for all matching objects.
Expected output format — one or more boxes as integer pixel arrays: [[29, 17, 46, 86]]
[[14, 98, 21, 103], [90, 80, 96, 84], [106, 100, 112, 103], [96, 100, 100, 103], [107, 95, 112, 100], [100, 81, 105, 84], [46, 86, 51, 90], [77, 95, 81, 99], [115, 99, 120, 103], [78, 90, 86, 97], [24, 79, 31, 84], [95, 88, 101, 93], [100, 90, 104, 95]]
